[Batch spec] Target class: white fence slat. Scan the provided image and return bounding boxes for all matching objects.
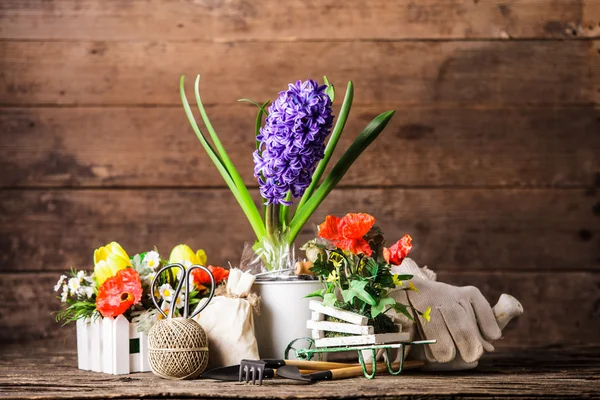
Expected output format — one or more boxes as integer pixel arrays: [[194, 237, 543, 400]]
[[139, 331, 150, 372], [76, 319, 90, 370], [89, 319, 102, 372], [314, 331, 410, 347], [112, 315, 130, 374], [129, 324, 141, 373], [76, 316, 153, 374], [307, 319, 374, 335], [101, 317, 114, 374], [309, 301, 368, 325]]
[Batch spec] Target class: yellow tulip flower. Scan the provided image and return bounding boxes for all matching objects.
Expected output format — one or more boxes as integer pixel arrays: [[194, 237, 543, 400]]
[[93, 242, 132, 285], [168, 244, 208, 266], [196, 249, 207, 266]]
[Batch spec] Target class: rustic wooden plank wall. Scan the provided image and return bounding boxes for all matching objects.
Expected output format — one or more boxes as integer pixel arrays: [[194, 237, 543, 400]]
[[0, 0, 599, 346]]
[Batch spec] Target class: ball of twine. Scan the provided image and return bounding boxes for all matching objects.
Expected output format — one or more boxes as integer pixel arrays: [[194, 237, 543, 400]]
[[148, 317, 209, 380]]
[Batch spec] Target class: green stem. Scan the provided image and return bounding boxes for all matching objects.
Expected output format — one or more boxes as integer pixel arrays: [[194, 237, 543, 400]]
[[265, 204, 280, 239], [279, 192, 292, 228], [296, 81, 354, 214]]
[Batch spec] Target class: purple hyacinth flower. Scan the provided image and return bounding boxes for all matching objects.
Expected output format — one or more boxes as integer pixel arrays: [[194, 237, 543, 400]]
[[254, 79, 334, 205]]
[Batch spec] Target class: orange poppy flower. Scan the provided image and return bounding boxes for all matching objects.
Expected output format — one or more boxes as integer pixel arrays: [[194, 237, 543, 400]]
[[383, 234, 413, 265], [318, 213, 375, 256], [191, 265, 230, 287], [96, 268, 143, 318]]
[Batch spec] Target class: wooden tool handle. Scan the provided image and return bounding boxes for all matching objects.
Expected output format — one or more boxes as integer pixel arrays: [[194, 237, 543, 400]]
[[331, 360, 424, 379], [285, 359, 359, 370]]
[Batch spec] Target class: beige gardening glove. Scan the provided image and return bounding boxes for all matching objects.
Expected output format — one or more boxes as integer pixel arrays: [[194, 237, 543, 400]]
[[388, 258, 502, 368]]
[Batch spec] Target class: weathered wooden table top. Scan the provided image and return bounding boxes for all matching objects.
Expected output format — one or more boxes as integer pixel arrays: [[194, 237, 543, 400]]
[[1, 338, 599, 399]]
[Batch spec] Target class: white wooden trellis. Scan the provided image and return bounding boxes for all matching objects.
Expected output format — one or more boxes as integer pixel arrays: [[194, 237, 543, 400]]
[[76, 315, 150, 374], [307, 300, 409, 347]]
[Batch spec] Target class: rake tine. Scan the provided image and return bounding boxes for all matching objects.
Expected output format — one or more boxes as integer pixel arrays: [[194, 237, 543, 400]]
[[238, 365, 245, 382], [258, 368, 264, 386]]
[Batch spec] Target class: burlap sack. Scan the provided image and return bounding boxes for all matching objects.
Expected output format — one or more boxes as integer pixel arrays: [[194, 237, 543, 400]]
[[193, 269, 259, 369]]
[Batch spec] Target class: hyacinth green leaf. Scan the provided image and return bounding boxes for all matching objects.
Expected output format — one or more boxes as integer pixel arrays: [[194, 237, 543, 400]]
[[287, 109, 395, 244], [323, 75, 335, 102], [254, 100, 270, 151], [238, 98, 270, 117], [182, 76, 266, 239], [371, 296, 396, 318], [194, 76, 265, 238], [296, 81, 354, 214]]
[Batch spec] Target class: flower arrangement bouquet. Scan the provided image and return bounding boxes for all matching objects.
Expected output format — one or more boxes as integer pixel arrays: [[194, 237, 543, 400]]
[[55, 242, 228, 329], [302, 213, 431, 334], [181, 76, 395, 272]]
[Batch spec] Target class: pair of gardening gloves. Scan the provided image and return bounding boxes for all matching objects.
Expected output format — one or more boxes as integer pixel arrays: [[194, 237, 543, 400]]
[[387, 258, 502, 370]]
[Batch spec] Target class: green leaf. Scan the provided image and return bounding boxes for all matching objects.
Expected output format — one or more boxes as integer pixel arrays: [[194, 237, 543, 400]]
[[305, 288, 325, 299], [295, 81, 353, 214], [254, 99, 270, 151], [371, 296, 396, 318], [341, 280, 376, 306], [308, 257, 334, 277], [392, 303, 415, 322], [322, 292, 338, 307], [194, 76, 265, 238], [238, 98, 270, 117], [181, 75, 266, 240], [364, 258, 379, 277], [323, 75, 335, 102], [288, 109, 395, 244]]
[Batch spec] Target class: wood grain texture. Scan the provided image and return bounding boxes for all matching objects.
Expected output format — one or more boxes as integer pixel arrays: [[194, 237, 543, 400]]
[[0, 188, 598, 274], [1, 345, 600, 400], [0, 0, 598, 41], [1, 40, 598, 106], [1, 271, 599, 347], [1, 106, 598, 188]]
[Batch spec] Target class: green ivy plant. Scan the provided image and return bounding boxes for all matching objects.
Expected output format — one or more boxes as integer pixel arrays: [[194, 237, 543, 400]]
[[302, 228, 429, 334]]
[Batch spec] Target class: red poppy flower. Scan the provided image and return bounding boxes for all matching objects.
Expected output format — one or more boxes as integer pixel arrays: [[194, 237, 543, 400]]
[[383, 234, 413, 265], [96, 268, 142, 318], [191, 265, 230, 287], [318, 213, 376, 256]]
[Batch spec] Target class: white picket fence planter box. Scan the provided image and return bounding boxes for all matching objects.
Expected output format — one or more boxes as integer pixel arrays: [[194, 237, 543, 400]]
[[76, 315, 150, 374]]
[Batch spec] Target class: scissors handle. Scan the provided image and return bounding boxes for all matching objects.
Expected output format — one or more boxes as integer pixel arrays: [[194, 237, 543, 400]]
[[150, 263, 216, 319]]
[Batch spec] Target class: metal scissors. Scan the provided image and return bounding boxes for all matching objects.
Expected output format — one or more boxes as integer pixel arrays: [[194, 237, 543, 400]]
[[150, 263, 216, 319]]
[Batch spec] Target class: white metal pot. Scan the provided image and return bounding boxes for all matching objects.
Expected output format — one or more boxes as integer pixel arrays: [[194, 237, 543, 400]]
[[253, 279, 323, 359]]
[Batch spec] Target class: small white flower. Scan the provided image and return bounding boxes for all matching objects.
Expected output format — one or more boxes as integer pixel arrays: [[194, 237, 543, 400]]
[[60, 286, 69, 302], [159, 283, 175, 301], [144, 251, 161, 271], [67, 277, 81, 295], [76, 270, 85, 280], [174, 293, 186, 309], [144, 272, 156, 286], [159, 301, 172, 319], [54, 275, 67, 292], [80, 286, 95, 299]]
